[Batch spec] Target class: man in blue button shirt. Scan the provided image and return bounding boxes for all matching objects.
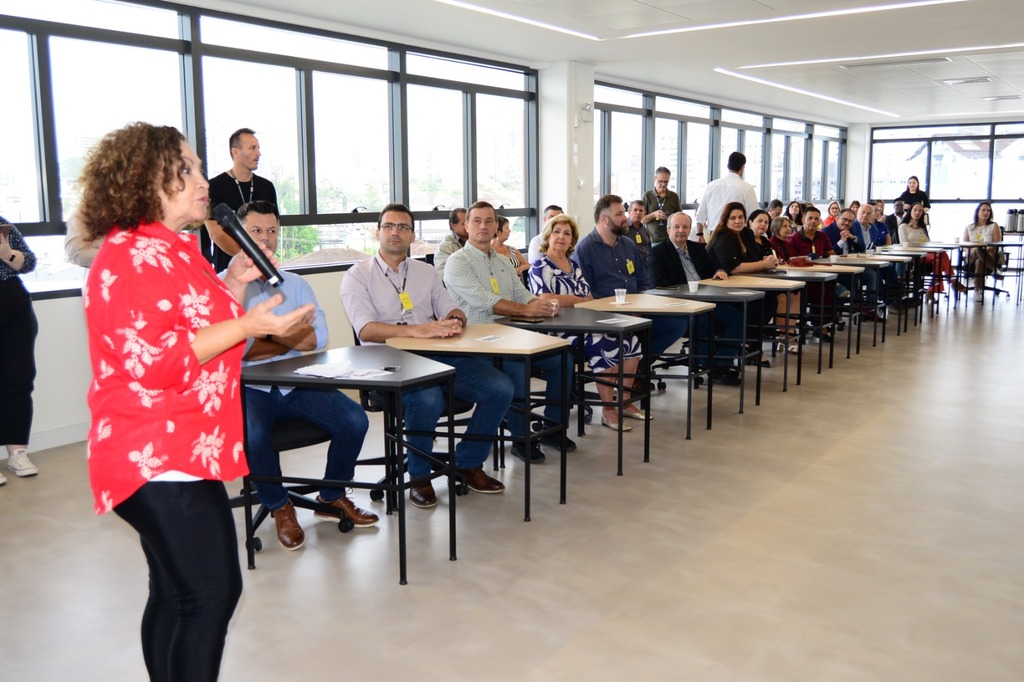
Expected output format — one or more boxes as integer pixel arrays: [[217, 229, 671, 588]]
[[573, 194, 688, 361]]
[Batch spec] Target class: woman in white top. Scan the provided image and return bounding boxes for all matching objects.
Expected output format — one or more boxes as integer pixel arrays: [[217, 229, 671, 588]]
[[899, 203, 965, 298], [962, 201, 1003, 301]]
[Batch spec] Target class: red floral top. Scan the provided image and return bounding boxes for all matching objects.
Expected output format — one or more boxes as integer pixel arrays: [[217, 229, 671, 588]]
[[84, 222, 249, 514]]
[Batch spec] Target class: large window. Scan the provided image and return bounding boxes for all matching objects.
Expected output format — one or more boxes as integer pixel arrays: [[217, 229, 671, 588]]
[[596, 83, 846, 210], [609, 112, 642, 201], [0, 29, 40, 223], [407, 85, 465, 211], [312, 73, 390, 213], [476, 94, 526, 208], [202, 58, 300, 213], [3, 2, 537, 289], [685, 124, 710, 204], [870, 122, 1024, 241], [51, 38, 183, 220]]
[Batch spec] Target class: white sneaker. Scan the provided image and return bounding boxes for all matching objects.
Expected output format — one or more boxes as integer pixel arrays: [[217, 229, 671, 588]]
[[0, 470, 7, 485], [973, 290, 983, 302], [7, 449, 38, 477]]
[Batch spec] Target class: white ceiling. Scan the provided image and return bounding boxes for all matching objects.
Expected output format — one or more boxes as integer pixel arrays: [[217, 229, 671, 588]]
[[187, 0, 1024, 127]]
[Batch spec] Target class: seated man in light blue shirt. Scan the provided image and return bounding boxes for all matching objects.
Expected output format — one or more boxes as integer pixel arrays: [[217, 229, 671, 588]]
[[444, 200, 573, 464], [230, 200, 376, 551], [342, 203, 512, 509]]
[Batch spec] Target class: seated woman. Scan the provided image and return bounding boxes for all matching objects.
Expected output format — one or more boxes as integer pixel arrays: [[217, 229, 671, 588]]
[[748, 209, 775, 260], [963, 201, 1003, 302], [769, 216, 794, 260], [529, 214, 644, 431], [822, 201, 841, 227], [754, 213, 800, 353], [707, 203, 779, 276], [899, 203, 966, 298], [708, 204, 794, 356], [492, 215, 530, 276], [786, 201, 804, 230]]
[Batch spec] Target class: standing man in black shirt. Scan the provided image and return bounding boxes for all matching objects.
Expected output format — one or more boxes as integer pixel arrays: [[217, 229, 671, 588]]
[[203, 128, 279, 271]]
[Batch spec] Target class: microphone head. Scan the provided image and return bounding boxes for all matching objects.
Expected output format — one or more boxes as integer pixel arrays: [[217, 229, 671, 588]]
[[212, 203, 236, 225]]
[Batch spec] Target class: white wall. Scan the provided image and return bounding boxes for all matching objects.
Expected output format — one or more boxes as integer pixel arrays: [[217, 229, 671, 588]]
[[30, 296, 94, 451]]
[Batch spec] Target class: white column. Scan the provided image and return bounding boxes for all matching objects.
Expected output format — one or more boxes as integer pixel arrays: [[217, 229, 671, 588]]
[[538, 61, 595, 233]]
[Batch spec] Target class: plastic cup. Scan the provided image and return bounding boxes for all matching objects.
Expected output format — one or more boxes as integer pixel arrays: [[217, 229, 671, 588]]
[[829, 255, 840, 264], [614, 288, 627, 304], [687, 281, 699, 293]]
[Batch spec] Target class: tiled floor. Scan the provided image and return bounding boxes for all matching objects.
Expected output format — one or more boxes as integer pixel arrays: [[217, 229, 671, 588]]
[[3, 300, 1023, 681]]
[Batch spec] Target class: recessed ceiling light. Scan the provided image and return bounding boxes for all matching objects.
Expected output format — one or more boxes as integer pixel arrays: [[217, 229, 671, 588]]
[[432, 0, 599, 40], [941, 77, 993, 85], [839, 57, 951, 70], [714, 68, 899, 118], [982, 95, 1022, 101], [625, 0, 964, 39], [744, 42, 1024, 70]]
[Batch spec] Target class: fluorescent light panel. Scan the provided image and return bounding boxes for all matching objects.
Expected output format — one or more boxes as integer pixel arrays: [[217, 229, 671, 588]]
[[714, 68, 900, 118], [432, 0, 599, 40], [626, 0, 964, 39], [745, 42, 1024, 70]]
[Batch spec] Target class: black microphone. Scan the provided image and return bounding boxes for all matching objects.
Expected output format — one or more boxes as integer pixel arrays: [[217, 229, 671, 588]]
[[211, 203, 283, 287]]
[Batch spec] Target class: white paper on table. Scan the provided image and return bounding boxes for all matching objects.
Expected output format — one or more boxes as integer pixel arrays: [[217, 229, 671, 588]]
[[293, 362, 390, 379]]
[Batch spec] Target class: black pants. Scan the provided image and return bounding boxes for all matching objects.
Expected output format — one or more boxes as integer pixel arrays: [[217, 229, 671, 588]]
[[0, 278, 37, 444], [114, 481, 242, 682]]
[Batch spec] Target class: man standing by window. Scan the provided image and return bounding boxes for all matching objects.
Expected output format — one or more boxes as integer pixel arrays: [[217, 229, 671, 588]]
[[204, 128, 279, 272]]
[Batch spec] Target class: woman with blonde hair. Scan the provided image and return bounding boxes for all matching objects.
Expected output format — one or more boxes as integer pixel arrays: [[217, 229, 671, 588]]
[[529, 214, 644, 430]]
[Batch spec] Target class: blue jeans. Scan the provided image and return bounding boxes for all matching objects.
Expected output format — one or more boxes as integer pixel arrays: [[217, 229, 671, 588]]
[[649, 316, 689, 357], [403, 355, 514, 477], [501, 352, 571, 439], [244, 386, 369, 510]]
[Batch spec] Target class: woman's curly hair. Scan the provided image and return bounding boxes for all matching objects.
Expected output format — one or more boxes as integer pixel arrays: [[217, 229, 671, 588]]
[[77, 123, 187, 240]]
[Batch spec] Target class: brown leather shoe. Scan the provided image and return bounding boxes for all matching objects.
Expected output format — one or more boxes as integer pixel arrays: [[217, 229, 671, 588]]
[[314, 494, 379, 527], [409, 482, 437, 509], [271, 500, 304, 550], [457, 467, 505, 494]]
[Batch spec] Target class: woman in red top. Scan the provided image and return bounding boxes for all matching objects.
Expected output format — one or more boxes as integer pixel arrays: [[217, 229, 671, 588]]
[[80, 123, 312, 681]]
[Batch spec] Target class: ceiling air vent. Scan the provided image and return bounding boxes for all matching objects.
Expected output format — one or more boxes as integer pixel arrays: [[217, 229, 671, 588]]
[[941, 77, 993, 85], [839, 57, 951, 70]]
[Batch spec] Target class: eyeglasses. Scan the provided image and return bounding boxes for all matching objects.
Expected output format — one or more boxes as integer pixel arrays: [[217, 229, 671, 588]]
[[380, 223, 413, 233]]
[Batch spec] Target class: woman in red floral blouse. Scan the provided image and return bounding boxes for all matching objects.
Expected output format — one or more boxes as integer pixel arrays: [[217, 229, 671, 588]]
[[79, 123, 312, 681]]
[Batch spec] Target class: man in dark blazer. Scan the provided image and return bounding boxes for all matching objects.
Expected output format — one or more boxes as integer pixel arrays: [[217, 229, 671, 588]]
[[649, 212, 728, 286], [648, 212, 744, 382], [884, 199, 905, 244]]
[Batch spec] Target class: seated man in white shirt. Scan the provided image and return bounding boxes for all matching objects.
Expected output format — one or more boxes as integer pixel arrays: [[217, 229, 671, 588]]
[[341, 203, 512, 508], [444, 200, 574, 463]]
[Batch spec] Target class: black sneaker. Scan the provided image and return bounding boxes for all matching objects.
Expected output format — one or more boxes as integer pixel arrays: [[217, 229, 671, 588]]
[[539, 433, 577, 452], [711, 368, 741, 386], [511, 443, 546, 464]]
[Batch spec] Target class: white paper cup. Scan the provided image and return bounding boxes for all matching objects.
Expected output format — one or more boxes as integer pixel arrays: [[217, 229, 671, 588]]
[[687, 281, 699, 293], [614, 288, 627, 304], [829, 255, 840, 264]]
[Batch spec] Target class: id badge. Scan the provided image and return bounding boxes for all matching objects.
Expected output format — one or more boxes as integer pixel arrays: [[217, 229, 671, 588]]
[[626, 259, 635, 275], [490, 277, 500, 294], [635, 233, 642, 244], [399, 291, 414, 311]]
